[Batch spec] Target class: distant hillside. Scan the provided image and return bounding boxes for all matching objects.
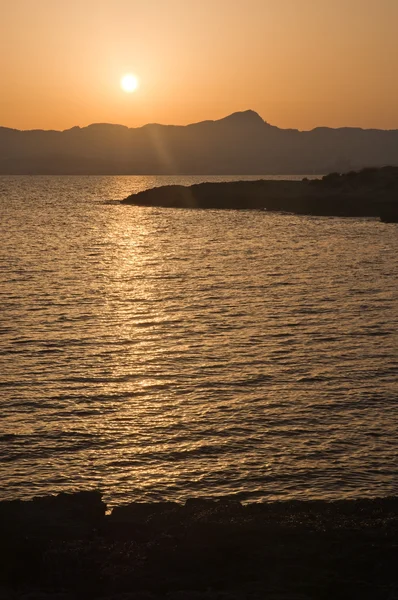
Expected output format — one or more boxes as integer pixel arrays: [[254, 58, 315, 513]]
[[1, 110, 398, 175]]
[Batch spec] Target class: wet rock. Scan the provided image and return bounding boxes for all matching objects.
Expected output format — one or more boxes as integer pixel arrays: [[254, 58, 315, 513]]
[[183, 498, 244, 524], [184, 498, 217, 511], [110, 502, 180, 524], [0, 491, 106, 537], [1, 495, 397, 598]]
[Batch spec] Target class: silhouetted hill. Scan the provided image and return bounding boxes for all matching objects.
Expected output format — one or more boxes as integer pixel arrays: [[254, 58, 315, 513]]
[[1, 111, 398, 174]]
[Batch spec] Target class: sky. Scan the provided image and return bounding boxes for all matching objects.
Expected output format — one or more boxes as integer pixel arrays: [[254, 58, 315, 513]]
[[1, 0, 398, 131]]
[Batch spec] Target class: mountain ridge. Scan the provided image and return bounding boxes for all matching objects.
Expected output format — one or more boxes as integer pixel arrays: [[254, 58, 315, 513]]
[[1, 110, 398, 174], [2, 110, 398, 134]]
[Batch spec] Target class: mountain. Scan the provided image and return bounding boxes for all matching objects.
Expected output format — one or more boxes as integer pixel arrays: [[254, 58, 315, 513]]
[[1, 110, 398, 175]]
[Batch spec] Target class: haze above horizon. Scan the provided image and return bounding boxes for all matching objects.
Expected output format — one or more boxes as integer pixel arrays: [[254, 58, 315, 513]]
[[1, 0, 398, 131]]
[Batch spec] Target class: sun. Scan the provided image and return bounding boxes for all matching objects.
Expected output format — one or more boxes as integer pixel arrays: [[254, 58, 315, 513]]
[[121, 74, 139, 93]]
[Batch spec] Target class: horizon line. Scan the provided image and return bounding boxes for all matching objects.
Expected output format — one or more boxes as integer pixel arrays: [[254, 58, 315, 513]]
[[2, 109, 398, 135]]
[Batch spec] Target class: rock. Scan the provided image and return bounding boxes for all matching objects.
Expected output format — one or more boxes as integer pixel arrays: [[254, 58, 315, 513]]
[[122, 166, 398, 218], [1, 495, 397, 598], [0, 491, 106, 540], [110, 502, 180, 524]]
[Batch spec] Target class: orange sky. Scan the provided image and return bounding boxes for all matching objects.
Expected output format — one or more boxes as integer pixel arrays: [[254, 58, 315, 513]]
[[1, 0, 398, 131]]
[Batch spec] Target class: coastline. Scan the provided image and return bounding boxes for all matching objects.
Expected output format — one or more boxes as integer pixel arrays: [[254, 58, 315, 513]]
[[121, 166, 398, 221], [2, 492, 397, 598]]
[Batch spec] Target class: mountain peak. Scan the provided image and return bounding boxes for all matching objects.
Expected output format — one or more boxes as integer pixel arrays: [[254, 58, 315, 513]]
[[220, 110, 265, 125]]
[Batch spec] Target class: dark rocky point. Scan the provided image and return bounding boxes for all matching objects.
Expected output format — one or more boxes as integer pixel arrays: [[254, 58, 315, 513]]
[[122, 166, 398, 221]]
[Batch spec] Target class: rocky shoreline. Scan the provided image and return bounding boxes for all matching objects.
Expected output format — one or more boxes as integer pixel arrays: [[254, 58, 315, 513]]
[[122, 166, 398, 222], [1, 492, 397, 599]]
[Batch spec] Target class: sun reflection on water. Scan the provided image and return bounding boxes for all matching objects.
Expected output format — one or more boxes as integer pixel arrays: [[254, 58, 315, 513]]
[[1, 175, 397, 505]]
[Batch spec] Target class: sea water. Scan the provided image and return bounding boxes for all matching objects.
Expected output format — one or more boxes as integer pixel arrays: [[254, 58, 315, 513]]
[[1, 175, 397, 506]]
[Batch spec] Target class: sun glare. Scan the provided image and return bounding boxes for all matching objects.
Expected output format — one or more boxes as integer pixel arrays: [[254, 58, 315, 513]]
[[121, 74, 139, 93]]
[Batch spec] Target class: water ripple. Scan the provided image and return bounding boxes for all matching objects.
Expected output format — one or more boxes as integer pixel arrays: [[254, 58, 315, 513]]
[[0, 175, 397, 506]]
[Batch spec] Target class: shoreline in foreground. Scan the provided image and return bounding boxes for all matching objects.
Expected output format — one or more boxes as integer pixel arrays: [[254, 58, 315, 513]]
[[1, 492, 397, 598]]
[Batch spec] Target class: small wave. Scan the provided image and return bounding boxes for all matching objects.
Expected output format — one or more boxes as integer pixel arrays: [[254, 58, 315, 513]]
[[297, 375, 329, 383]]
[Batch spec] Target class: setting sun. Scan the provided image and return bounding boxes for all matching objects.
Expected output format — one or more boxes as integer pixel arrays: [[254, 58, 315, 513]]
[[121, 74, 139, 93]]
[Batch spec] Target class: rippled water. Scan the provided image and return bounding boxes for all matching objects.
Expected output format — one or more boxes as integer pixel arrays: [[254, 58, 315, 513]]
[[1, 175, 397, 506]]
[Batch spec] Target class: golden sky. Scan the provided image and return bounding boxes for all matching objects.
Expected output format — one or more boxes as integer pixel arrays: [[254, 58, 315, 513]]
[[1, 0, 398, 131]]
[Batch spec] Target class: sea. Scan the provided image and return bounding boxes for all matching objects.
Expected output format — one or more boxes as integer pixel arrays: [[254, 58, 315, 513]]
[[1, 175, 397, 507]]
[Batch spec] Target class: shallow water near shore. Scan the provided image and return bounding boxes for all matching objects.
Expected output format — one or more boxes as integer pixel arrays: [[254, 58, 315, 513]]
[[0, 175, 397, 506]]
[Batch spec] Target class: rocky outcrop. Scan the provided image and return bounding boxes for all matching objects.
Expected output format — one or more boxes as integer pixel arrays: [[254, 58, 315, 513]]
[[122, 166, 398, 220], [378, 202, 398, 222], [1, 492, 397, 598], [0, 490, 106, 539]]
